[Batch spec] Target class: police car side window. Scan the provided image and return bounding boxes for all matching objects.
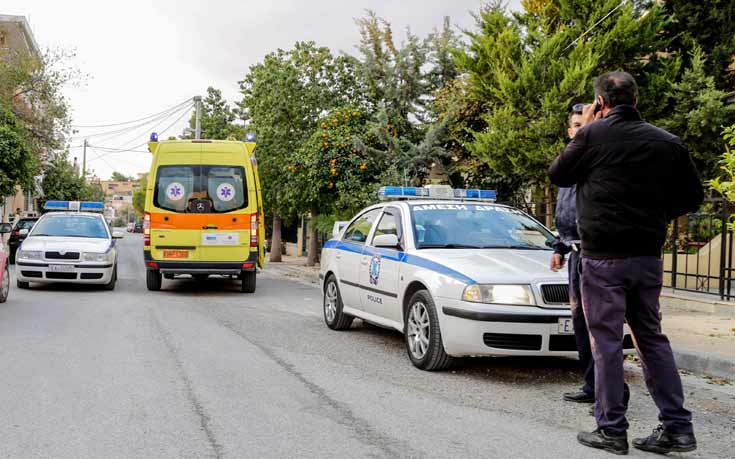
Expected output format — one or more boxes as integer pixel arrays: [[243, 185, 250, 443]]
[[371, 208, 402, 245], [343, 209, 381, 244]]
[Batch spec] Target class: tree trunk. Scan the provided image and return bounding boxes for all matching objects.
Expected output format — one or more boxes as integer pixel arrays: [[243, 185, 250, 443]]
[[545, 184, 554, 228], [270, 214, 283, 263], [306, 206, 319, 267]]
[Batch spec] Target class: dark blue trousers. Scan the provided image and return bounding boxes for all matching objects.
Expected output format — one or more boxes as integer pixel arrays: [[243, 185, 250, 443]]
[[568, 251, 595, 396], [581, 256, 693, 436]]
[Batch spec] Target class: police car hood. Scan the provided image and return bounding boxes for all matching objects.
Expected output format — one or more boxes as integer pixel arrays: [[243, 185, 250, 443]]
[[416, 249, 567, 284], [21, 236, 111, 253]]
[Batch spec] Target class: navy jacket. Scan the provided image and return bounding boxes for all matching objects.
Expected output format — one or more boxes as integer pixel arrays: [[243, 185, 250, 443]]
[[553, 185, 579, 256], [548, 105, 704, 258]]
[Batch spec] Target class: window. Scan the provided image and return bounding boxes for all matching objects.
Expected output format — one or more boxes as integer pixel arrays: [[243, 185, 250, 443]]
[[342, 209, 381, 245], [409, 203, 555, 250], [371, 209, 402, 245], [31, 215, 109, 239], [154, 165, 247, 213]]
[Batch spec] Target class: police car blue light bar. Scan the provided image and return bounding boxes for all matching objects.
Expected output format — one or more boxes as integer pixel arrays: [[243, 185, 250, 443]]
[[43, 201, 105, 212], [378, 185, 496, 202]]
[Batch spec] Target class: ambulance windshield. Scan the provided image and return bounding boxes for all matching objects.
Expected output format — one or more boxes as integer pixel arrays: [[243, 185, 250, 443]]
[[410, 203, 555, 250], [154, 165, 247, 213]]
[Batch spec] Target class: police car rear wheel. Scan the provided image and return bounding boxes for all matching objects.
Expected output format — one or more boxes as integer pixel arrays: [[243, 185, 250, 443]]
[[405, 290, 453, 371], [324, 276, 353, 330]]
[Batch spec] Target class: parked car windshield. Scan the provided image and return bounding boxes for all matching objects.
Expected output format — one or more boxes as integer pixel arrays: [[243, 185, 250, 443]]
[[409, 203, 555, 250], [30, 214, 109, 239], [154, 165, 247, 213]]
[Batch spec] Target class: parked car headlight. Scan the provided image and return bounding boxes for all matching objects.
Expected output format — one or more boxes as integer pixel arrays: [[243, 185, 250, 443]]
[[462, 284, 536, 305], [82, 251, 113, 263], [17, 250, 43, 261]]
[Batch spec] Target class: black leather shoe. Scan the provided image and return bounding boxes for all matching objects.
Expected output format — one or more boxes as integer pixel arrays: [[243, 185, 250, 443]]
[[563, 390, 595, 403], [578, 429, 629, 455], [633, 425, 697, 454]]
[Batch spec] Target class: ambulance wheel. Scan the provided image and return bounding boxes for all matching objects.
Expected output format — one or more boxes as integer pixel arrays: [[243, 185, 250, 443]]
[[146, 269, 162, 291], [405, 290, 453, 371], [241, 270, 256, 293], [323, 275, 353, 330]]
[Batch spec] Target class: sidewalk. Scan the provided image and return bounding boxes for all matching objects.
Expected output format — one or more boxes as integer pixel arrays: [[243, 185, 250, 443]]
[[264, 256, 735, 381]]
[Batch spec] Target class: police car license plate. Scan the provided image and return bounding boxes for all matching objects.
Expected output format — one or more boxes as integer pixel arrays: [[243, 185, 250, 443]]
[[557, 318, 574, 334], [164, 250, 188, 259], [49, 264, 74, 273]]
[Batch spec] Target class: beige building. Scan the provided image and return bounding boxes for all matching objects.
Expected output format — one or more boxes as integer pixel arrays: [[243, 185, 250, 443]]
[[1, 14, 41, 223]]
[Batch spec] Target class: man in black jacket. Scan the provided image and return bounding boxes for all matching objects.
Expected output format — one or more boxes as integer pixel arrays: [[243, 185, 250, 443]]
[[549, 71, 703, 455]]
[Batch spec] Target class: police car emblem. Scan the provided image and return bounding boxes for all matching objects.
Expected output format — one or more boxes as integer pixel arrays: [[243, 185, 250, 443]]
[[369, 255, 381, 285]]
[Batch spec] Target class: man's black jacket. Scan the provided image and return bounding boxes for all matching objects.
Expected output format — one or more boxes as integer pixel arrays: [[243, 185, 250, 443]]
[[548, 105, 704, 258]]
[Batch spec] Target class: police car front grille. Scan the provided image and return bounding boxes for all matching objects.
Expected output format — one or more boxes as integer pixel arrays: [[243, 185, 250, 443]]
[[483, 333, 542, 351], [45, 251, 80, 260], [540, 284, 569, 305]]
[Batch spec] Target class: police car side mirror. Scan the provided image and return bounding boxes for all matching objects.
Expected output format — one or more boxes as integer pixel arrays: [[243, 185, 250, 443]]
[[0, 223, 11, 234], [373, 234, 400, 250]]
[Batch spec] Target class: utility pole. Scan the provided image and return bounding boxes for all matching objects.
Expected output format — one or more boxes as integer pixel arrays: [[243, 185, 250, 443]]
[[194, 96, 202, 140], [82, 139, 87, 178]]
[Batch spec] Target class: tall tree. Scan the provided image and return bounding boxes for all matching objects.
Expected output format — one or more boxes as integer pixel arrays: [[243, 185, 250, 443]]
[[238, 43, 360, 262], [40, 152, 98, 207], [0, 106, 36, 197]]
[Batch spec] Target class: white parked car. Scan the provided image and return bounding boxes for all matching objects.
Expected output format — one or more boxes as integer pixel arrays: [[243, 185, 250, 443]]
[[15, 201, 123, 290], [319, 185, 635, 370]]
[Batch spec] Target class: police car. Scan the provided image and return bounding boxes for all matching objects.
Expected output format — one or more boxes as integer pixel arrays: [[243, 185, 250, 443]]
[[14, 201, 123, 290], [320, 185, 634, 370]]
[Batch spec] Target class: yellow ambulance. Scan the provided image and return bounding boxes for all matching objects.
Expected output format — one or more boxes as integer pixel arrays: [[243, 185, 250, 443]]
[[143, 136, 265, 293]]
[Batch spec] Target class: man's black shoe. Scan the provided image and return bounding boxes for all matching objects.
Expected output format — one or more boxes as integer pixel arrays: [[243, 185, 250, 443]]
[[563, 390, 595, 403], [578, 429, 629, 455], [633, 425, 697, 454]]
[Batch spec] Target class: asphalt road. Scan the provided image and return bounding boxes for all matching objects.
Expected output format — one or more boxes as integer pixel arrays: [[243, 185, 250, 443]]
[[1, 234, 733, 458]]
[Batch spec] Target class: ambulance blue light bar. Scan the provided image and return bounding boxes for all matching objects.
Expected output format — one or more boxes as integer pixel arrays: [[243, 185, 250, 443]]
[[43, 201, 105, 212], [378, 186, 496, 202]]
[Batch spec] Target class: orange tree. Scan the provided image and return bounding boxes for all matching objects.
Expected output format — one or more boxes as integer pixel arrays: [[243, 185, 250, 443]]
[[290, 105, 399, 264]]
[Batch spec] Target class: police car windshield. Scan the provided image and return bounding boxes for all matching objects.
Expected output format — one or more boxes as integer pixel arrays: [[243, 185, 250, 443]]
[[410, 203, 555, 250], [31, 215, 109, 239]]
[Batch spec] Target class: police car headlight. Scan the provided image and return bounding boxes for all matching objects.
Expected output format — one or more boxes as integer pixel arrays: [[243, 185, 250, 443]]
[[17, 250, 42, 261], [82, 250, 113, 263], [462, 284, 536, 305]]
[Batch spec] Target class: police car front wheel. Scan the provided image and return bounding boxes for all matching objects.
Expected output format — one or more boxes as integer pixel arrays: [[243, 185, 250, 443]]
[[323, 275, 353, 330], [405, 290, 453, 371]]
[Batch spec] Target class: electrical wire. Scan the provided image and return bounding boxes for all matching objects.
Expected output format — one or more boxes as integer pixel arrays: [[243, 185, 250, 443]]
[[561, 0, 627, 53], [70, 97, 193, 128], [111, 102, 194, 151]]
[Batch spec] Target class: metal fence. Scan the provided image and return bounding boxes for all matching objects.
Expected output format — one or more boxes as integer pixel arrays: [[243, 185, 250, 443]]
[[663, 198, 734, 300]]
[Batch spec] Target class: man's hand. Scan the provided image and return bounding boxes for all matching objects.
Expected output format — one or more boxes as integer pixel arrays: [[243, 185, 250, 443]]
[[550, 253, 565, 272], [581, 102, 603, 126]]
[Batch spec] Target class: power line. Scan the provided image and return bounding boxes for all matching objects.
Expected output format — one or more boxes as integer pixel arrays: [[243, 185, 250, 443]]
[[561, 0, 627, 53], [111, 101, 194, 151], [70, 97, 193, 128]]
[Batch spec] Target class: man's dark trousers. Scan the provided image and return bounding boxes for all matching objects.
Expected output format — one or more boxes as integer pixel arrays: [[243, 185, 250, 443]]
[[568, 250, 594, 396], [581, 256, 693, 436]]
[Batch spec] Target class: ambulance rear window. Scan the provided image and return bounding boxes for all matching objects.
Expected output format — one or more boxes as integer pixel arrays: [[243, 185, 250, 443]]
[[154, 165, 248, 213]]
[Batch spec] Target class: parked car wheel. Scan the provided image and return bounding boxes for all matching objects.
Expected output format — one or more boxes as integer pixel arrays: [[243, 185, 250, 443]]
[[146, 269, 162, 291], [0, 264, 9, 303], [323, 275, 353, 330], [241, 270, 256, 293], [404, 290, 453, 371]]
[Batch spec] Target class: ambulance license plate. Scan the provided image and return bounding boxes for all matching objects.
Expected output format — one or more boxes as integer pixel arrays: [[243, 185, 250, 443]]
[[557, 318, 574, 334], [49, 264, 74, 273], [164, 250, 189, 259]]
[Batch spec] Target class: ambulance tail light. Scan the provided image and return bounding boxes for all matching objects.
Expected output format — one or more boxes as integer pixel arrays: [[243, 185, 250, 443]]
[[250, 213, 259, 247], [143, 212, 151, 247]]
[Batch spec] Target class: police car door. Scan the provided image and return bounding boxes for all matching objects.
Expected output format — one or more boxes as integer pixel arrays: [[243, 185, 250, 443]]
[[359, 207, 403, 325], [338, 208, 382, 310]]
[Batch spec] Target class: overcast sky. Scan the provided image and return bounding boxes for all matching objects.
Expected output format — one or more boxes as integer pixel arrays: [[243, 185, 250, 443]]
[[4, 0, 520, 179]]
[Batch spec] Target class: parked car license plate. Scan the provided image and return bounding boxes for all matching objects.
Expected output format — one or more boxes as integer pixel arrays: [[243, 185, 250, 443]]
[[49, 264, 74, 273], [557, 318, 574, 334], [163, 250, 189, 259]]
